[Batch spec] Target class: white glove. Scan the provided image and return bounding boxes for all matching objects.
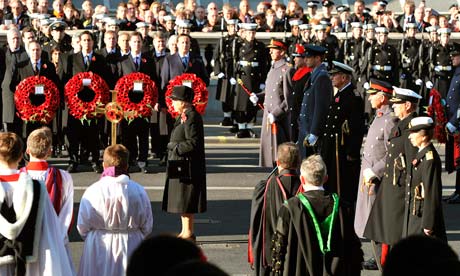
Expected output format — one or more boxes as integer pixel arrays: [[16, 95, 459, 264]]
[[230, 78, 237, 85], [446, 122, 458, 134], [363, 168, 377, 183], [268, 113, 275, 124], [249, 93, 259, 105], [415, 79, 423, 86], [307, 134, 318, 146], [434, 66, 441, 72], [426, 81, 433, 89], [259, 83, 265, 90], [363, 82, 370, 90], [217, 72, 225, 79]]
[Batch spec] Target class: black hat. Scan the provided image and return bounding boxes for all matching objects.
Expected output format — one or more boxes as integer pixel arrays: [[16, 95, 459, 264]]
[[169, 85, 194, 102], [329, 61, 354, 75], [50, 21, 67, 31], [408, 116, 434, 132], [451, 42, 460, 57], [366, 78, 393, 95], [322, 0, 334, 7], [304, 44, 327, 57]]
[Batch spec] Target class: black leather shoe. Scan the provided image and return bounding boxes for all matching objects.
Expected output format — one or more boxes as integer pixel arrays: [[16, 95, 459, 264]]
[[220, 117, 233, 126], [229, 124, 238, 133], [92, 163, 103, 174], [362, 258, 378, 270], [67, 163, 77, 173], [236, 129, 250, 138]]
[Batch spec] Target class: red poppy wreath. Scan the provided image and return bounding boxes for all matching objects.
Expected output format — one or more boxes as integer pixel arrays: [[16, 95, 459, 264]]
[[114, 72, 158, 121], [64, 72, 110, 122], [14, 76, 60, 124], [165, 73, 208, 118]]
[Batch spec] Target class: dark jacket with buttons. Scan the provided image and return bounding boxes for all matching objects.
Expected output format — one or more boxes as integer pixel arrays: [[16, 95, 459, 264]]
[[402, 143, 446, 241], [364, 112, 419, 245], [361, 42, 400, 86]]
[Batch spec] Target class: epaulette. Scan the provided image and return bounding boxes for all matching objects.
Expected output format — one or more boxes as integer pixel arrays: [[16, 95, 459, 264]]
[[426, 151, 433, 160]]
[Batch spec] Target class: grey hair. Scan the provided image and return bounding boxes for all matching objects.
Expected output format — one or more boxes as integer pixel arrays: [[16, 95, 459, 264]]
[[300, 155, 327, 186], [167, 35, 178, 49]]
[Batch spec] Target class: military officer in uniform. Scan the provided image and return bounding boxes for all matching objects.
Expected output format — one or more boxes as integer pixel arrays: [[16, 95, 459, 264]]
[[403, 117, 447, 242], [354, 79, 396, 245], [425, 28, 454, 99], [342, 22, 363, 73], [399, 23, 421, 92], [285, 19, 302, 64], [443, 45, 460, 204], [312, 23, 340, 69], [253, 39, 294, 168], [290, 44, 312, 141], [361, 27, 400, 87], [402, 116, 447, 241], [320, 61, 365, 204], [297, 45, 332, 159], [233, 23, 268, 138], [212, 19, 238, 127], [43, 21, 72, 54], [364, 87, 422, 270], [299, 23, 313, 45]]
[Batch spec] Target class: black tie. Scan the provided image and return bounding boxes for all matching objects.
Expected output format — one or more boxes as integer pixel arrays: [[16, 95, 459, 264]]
[[135, 56, 140, 71], [33, 63, 39, 75]]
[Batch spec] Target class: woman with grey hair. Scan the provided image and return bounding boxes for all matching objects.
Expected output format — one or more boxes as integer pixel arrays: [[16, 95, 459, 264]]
[[167, 34, 178, 54]]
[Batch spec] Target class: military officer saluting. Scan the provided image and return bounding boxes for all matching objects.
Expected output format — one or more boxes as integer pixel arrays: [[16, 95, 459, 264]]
[[320, 61, 365, 204], [425, 27, 454, 99], [361, 26, 400, 87], [364, 87, 422, 269], [399, 22, 421, 92]]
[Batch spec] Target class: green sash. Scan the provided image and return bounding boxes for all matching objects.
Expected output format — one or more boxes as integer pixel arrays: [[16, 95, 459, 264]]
[[297, 192, 339, 255]]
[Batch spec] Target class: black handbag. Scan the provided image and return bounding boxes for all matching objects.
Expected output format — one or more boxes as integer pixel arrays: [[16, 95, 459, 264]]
[[167, 159, 192, 180]]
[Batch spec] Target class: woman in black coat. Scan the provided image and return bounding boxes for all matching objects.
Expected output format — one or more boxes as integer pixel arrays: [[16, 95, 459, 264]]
[[162, 85, 207, 241]]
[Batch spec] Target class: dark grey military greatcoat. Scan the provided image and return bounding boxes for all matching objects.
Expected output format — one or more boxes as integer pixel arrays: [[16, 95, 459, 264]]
[[354, 105, 397, 238], [297, 63, 332, 158], [364, 113, 418, 244], [259, 58, 294, 167]]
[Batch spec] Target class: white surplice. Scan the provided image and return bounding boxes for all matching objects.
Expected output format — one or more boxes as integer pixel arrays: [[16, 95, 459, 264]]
[[77, 175, 153, 276], [0, 170, 74, 276], [25, 161, 75, 275]]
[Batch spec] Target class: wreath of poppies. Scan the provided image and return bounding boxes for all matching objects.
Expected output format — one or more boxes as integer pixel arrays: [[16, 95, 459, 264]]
[[64, 72, 110, 122], [114, 72, 158, 121], [14, 76, 60, 124], [165, 73, 208, 117], [426, 88, 448, 143]]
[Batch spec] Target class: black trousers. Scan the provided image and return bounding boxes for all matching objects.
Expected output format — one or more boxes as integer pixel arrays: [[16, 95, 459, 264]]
[[66, 116, 101, 165], [121, 117, 149, 163]]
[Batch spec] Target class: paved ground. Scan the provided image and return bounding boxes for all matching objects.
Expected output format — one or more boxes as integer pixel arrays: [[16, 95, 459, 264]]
[[53, 117, 460, 275]]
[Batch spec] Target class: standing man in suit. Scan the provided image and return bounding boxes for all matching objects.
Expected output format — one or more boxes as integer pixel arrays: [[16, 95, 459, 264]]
[[2, 27, 28, 137], [118, 31, 157, 173], [2, 0, 29, 30], [15, 40, 59, 137], [297, 45, 332, 159], [63, 31, 106, 173], [149, 31, 169, 165]]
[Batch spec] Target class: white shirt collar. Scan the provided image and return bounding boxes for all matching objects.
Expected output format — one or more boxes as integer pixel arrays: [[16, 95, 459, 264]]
[[303, 184, 325, 192]]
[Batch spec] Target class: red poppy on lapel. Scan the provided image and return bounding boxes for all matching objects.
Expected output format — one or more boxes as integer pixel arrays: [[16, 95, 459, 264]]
[[394, 130, 399, 137], [188, 62, 192, 67], [412, 158, 419, 167], [335, 97, 340, 103], [42, 63, 47, 69], [181, 112, 187, 123], [92, 56, 96, 62], [377, 111, 383, 117], [142, 58, 147, 63]]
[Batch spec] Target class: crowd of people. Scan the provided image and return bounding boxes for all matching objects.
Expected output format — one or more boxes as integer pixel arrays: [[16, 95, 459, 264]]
[[1, 0, 460, 274]]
